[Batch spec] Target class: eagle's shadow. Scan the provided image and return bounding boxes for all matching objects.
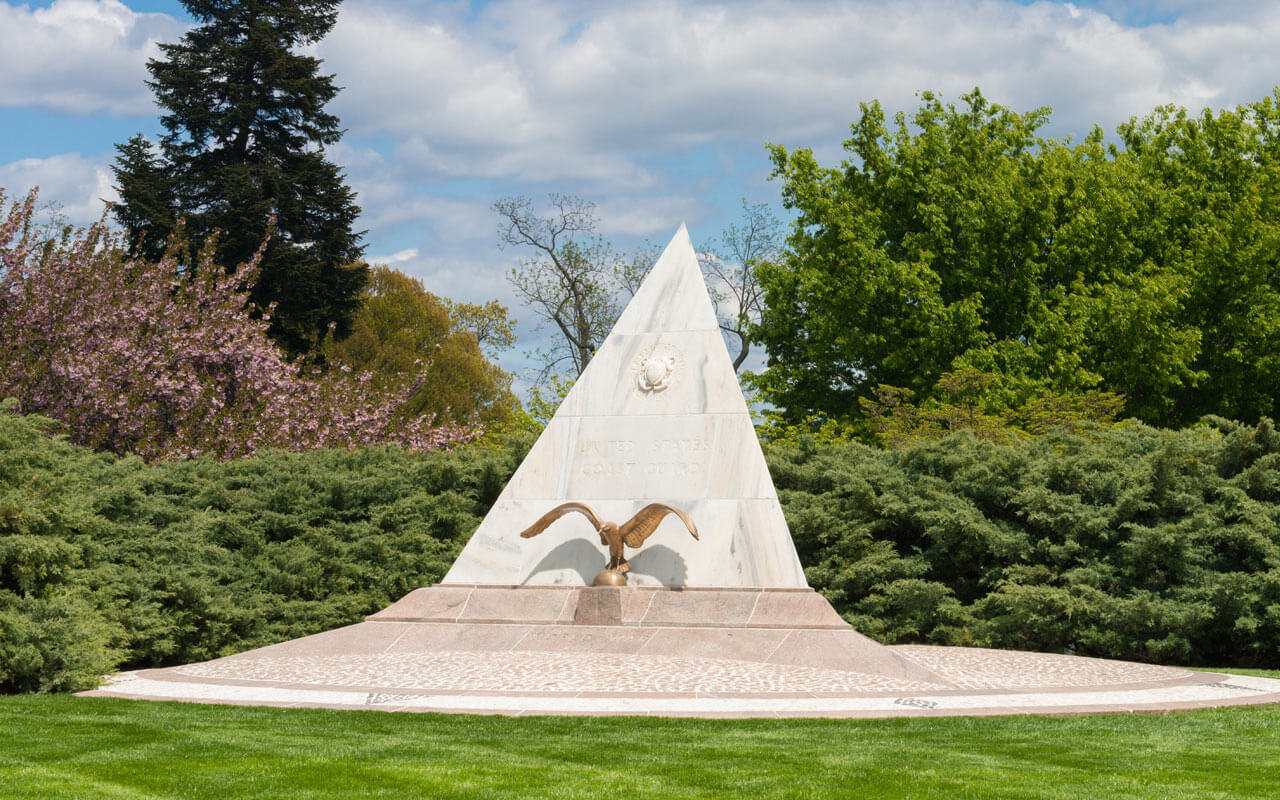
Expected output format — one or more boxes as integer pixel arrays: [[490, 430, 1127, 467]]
[[628, 544, 688, 587], [523, 540, 688, 587]]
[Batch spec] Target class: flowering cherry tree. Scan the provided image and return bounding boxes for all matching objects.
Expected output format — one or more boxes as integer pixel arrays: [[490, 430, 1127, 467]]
[[0, 189, 476, 459]]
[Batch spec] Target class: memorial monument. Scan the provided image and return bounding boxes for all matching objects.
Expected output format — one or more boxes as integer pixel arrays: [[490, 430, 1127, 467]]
[[86, 226, 1280, 717], [357, 223, 939, 682]]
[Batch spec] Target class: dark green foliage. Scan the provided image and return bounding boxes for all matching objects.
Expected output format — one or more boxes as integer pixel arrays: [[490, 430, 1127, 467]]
[[0, 404, 528, 693], [0, 594, 124, 693], [111, 134, 178, 260], [859, 367, 1125, 447], [112, 0, 366, 356], [7, 391, 1280, 692], [768, 419, 1280, 666]]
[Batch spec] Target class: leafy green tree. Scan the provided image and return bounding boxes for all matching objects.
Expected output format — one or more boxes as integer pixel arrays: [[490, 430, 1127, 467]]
[[445, 298, 518, 358], [1116, 95, 1280, 423], [321, 267, 519, 427], [111, 0, 366, 357], [757, 88, 1280, 429], [858, 368, 1124, 448]]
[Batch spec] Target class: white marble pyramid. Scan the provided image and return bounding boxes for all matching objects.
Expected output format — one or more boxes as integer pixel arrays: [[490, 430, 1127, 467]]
[[444, 225, 807, 588]]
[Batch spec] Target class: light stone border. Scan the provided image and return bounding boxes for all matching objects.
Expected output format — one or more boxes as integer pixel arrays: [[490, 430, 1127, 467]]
[[82, 669, 1280, 719]]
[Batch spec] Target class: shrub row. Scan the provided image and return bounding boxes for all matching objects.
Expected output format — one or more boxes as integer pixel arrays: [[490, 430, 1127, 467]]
[[4, 404, 1279, 692], [0, 403, 525, 693], [768, 417, 1280, 667]]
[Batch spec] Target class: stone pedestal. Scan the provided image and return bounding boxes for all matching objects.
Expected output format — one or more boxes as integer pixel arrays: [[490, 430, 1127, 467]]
[[363, 584, 946, 685]]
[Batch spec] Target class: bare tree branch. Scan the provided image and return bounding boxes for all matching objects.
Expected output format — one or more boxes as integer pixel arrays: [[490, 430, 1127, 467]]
[[496, 194, 628, 379], [698, 199, 782, 372]]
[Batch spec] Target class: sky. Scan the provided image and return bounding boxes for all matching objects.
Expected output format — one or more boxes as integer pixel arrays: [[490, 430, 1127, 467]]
[[2, 0, 1278, 388]]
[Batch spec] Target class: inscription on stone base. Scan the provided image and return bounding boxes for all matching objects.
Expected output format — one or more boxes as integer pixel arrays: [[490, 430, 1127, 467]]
[[576, 436, 710, 482]]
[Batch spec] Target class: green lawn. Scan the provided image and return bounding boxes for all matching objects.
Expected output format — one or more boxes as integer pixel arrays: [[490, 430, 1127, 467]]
[[3, 688, 1279, 800]]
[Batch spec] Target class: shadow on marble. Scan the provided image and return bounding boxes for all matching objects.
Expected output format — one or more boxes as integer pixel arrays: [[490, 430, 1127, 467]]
[[524, 538, 602, 585], [627, 544, 688, 587]]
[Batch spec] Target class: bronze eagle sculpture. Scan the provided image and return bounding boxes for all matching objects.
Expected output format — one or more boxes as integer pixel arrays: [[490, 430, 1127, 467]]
[[518, 502, 699, 585]]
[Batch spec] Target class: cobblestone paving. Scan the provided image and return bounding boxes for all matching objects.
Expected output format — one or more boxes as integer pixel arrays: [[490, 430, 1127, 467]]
[[891, 645, 1191, 689], [175, 651, 952, 694]]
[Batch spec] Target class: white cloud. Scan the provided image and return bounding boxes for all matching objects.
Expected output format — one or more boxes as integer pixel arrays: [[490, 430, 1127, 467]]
[[368, 247, 419, 265], [0, 0, 185, 115], [11, 0, 1277, 233], [0, 151, 116, 225], [596, 195, 708, 239], [320, 0, 1280, 189]]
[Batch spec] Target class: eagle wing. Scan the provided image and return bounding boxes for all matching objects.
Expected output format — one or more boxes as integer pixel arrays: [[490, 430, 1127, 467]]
[[518, 502, 606, 539], [619, 503, 699, 548]]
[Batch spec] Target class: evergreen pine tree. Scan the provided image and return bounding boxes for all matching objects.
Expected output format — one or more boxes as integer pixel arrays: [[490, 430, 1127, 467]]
[[111, 0, 367, 356], [111, 134, 178, 262]]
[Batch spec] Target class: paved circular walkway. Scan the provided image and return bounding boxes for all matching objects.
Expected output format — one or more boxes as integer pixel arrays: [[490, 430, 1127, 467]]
[[85, 643, 1280, 718]]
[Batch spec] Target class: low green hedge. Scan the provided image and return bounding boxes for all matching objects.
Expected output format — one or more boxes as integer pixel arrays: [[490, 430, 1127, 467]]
[[4, 400, 1279, 693], [768, 417, 1280, 667], [0, 403, 527, 692]]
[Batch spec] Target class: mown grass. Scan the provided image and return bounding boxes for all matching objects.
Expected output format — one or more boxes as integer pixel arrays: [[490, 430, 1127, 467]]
[[3, 688, 1279, 800]]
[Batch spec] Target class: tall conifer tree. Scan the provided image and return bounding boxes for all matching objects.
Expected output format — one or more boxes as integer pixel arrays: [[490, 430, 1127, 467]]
[[112, 0, 366, 357]]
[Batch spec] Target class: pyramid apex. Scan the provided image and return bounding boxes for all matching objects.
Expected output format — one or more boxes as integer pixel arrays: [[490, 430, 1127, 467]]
[[610, 224, 718, 335]]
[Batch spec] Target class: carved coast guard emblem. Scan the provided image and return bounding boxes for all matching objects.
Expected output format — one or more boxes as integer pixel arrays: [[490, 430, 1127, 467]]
[[632, 343, 682, 395]]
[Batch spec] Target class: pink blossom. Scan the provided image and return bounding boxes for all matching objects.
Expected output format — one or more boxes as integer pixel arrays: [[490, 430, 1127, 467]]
[[0, 188, 478, 459]]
